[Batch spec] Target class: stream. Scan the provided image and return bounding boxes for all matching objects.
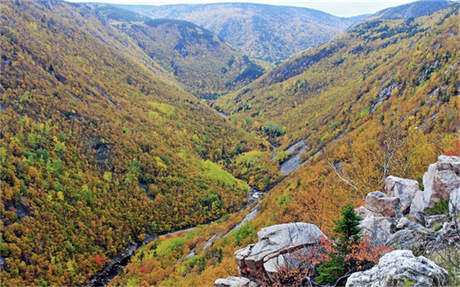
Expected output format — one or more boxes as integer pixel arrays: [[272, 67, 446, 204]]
[[89, 110, 311, 286], [88, 186, 262, 286]]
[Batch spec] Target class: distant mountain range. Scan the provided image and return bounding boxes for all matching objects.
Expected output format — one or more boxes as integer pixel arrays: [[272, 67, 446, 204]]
[[117, 3, 365, 63], [372, 0, 455, 19], [92, 5, 266, 97]]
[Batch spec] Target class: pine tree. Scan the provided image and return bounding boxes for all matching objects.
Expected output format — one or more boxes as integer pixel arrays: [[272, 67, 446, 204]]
[[315, 205, 362, 285]]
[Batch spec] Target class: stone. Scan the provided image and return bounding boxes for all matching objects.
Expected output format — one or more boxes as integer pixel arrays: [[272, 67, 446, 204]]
[[214, 276, 256, 287], [424, 214, 448, 229], [449, 183, 460, 214], [411, 155, 460, 214], [384, 176, 419, 214], [359, 216, 396, 247], [386, 220, 431, 253], [235, 223, 325, 282], [346, 250, 449, 287], [364, 191, 401, 218], [354, 206, 375, 218]]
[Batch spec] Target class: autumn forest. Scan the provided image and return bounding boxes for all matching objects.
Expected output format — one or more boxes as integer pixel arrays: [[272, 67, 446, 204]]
[[0, 0, 458, 286]]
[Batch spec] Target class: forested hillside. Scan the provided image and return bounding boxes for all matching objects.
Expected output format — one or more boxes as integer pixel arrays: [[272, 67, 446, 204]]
[[118, 3, 363, 63], [113, 6, 459, 286], [90, 5, 266, 97], [0, 0, 277, 285], [372, 0, 453, 19]]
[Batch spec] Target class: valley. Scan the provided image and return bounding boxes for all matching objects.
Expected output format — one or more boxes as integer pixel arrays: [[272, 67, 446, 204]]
[[0, 0, 458, 286]]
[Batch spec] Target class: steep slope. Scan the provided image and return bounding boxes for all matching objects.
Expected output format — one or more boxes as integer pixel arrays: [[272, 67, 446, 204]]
[[114, 7, 459, 286], [117, 3, 363, 63], [91, 5, 266, 97], [372, 0, 454, 19], [0, 0, 277, 285]]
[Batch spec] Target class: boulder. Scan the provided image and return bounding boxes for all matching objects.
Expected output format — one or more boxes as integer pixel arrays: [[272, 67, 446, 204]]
[[346, 250, 449, 287], [359, 216, 396, 247], [235, 223, 325, 282], [214, 276, 256, 287], [411, 155, 460, 214], [384, 176, 419, 214], [364, 191, 401, 218], [424, 214, 449, 229], [354, 206, 375, 219], [386, 218, 431, 253]]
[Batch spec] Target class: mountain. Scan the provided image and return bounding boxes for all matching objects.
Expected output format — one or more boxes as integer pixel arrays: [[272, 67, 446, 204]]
[[0, 0, 278, 285], [113, 6, 459, 286], [91, 5, 266, 97], [372, 0, 455, 19], [117, 3, 364, 63]]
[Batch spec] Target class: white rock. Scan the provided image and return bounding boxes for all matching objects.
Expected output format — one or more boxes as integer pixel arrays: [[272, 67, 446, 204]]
[[214, 276, 256, 287], [385, 176, 419, 214], [346, 250, 449, 287], [365, 191, 401, 218], [234, 222, 325, 282], [359, 216, 395, 247], [411, 156, 460, 214]]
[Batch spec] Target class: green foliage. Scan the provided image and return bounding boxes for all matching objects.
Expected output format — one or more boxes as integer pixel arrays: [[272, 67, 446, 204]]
[[274, 151, 290, 163], [263, 121, 286, 138], [156, 237, 185, 257], [202, 160, 248, 191], [315, 205, 362, 285], [425, 199, 449, 215], [232, 221, 255, 245]]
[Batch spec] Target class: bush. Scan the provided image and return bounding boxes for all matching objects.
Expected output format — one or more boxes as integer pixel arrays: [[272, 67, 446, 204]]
[[263, 121, 286, 138], [425, 199, 449, 215]]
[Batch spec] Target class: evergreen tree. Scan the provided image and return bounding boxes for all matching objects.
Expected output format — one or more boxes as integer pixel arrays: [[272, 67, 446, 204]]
[[315, 205, 362, 285]]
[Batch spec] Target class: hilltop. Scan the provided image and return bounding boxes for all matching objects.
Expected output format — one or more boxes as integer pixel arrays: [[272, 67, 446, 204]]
[[117, 3, 364, 63]]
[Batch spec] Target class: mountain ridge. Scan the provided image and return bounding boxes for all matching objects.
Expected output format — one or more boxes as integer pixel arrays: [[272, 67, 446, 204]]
[[117, 2, 365, 62]]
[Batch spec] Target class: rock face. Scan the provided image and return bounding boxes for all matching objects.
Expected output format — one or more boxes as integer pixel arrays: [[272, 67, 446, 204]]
[[235, 223, 325, 282], [214, 276, 256, 287], [365, 191, 401, 218], [359, 216, 396, 247], [385, 176, 419, 214], [411, 155, 460, 213], [346, 250, 449, 287]]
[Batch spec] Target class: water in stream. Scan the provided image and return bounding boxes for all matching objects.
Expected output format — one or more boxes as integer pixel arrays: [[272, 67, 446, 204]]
[[279, 140, 308, 175]]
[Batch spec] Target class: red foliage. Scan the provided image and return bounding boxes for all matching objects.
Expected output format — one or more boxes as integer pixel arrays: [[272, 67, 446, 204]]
[[269, 235, 391, 286], [138, 265, 147, 273], [345, 235, 392, 270], [444, 151, 460, 156], [92, 254, 103, 266]]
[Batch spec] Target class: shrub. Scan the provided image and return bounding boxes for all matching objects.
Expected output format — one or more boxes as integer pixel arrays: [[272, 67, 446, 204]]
[[425, 199, 449, 215]]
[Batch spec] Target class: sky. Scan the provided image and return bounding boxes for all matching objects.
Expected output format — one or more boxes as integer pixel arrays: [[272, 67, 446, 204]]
[[65, 0, 418, 17]]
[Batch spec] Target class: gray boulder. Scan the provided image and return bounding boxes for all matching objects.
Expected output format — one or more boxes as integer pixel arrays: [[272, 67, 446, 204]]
[[386, 218, 431, 253], [214, 276, 256, 287], [346, 250, 449, 287], [385, 176, 419, 214], [235, 222, 325, 282], [411, 155, 460, 214], [359, 216, 396, 247], [364, 191, 401, 218]]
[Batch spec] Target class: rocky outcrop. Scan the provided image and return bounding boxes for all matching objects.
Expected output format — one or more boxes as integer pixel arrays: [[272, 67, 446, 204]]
[[234, 223, 325, 282], [215, 156, 458, 287], [346, 250, 449, 287], [355, 156, 459, 249], [384, 176, 419, 214], [411, 155, 460, 214], [359, 216, 396, 247], [364, 191, 401, 218], [386, 217, 431, 253], [214, 276, 256, 287]]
